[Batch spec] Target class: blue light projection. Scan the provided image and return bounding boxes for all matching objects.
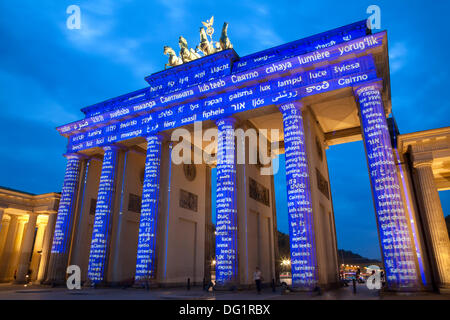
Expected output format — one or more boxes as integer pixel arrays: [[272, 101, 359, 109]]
[[66, 53, 379, 153], [135, 135, 163, 281], [87, 146, 119, 283], [51, 154, 83, 254], [279, 101, 317, 290], [58, 31, 385, 139], [215, 118, 238, 285], [355, 82, 420, 290], [78, 21, 368, 119], [234, 20, 368, 73], [394, 148, 427, 286]]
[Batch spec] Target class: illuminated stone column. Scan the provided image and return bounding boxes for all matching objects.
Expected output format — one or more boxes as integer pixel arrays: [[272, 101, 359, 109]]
[[279, 101, 318, 290], [354, 82, 420, 290], [37, 213, 57, 283], [46, 154, 84, 284], [0, 208, 4, 233], [413, 159, 450, 290], [0, 215, 17, 281], [0, 215, 10, 260], [134, 135, 163, 282], [87, 145, 121, 284], [215, 117, 238, 287], [15, 213, 37, 283], [30, 218, 47, 281]]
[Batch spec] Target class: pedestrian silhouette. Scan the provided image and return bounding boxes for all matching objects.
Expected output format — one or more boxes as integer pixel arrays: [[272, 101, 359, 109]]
[[253, 267, 263, 294]]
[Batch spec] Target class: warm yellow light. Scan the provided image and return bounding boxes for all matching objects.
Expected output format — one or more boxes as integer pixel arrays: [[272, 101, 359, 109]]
[[211, 260, 216, 265], [281, 259, 291, 266]]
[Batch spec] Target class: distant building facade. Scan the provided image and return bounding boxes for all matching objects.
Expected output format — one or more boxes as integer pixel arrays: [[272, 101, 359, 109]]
[[0, 187, 60, 283]]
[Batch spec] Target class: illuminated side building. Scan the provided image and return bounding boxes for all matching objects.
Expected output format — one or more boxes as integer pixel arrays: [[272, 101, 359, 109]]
[[0, 187, 60, 284]]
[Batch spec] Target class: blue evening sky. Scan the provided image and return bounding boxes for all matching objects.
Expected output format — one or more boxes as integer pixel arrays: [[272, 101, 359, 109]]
[[1, 1, 449, 259]]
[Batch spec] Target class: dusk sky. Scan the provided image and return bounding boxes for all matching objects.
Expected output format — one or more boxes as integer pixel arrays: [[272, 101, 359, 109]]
[[1, 0, 449, 260]]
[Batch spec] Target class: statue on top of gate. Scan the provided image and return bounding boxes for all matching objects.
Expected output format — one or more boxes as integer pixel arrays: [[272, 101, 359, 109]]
[[163, 16, 233, 69], [179, 36, 202, 63]]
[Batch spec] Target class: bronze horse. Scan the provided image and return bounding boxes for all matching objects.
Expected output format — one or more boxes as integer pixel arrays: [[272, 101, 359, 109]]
[[163, 45, 182, 69], [219, 22, 232, 50], [179, 36, 200, 63]]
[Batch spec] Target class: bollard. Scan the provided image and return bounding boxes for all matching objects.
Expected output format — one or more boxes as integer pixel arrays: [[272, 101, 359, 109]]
[[187, 278, 191, 291], [352, 278, 356, 294], [271, 278, 276, 292], [203, 277, 206, 291]]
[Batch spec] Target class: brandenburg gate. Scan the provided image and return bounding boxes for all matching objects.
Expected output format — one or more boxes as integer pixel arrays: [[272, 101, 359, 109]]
[[42, 19, 450, 292]]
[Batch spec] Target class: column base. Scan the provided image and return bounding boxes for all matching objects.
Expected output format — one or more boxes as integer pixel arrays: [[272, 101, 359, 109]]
[[133, 278, 159, 289], [42, 279, 66, 287], [290, 286, 317, 292], [213, 283, 238, 291], [379, 285, 430, 297], [0, 279, 13, 284], [13, 280, 30, 285], [438, 285, 450, 295], [381, 286, 424, 293], [45, 252, 69, 286]]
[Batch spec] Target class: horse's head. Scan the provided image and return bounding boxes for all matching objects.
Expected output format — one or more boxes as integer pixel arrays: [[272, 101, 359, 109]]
[[164, 46, 174, 55], [222, 22, 229, 34], [179, 36, 188, 49]]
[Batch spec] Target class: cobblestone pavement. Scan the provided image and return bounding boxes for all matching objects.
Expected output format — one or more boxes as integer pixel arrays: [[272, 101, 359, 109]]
[[0, 283, 448, 300]]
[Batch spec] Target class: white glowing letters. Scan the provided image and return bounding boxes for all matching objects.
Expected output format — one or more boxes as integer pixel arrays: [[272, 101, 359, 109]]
[[87, 146, 119, 283], [215, 118, 238, 285], [279, 102, 318, 289], [356, 83, 419, 289], [51, 154, 83, 253], [135, 135, 163, 280]]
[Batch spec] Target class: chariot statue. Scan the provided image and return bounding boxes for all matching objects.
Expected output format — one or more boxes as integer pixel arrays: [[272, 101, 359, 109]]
[[164, 16, 233, 68]]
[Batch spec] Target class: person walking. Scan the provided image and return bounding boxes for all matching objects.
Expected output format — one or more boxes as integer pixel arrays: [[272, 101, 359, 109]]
[[253, 267, 263, 294]]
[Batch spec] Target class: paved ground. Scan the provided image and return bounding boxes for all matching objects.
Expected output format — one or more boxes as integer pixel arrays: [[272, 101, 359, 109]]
[[0, 283, 448, 300]]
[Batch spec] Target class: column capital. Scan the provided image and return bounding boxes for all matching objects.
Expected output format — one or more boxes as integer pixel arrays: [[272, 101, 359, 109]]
[[103, 143, 127, 152], [146, 133, 167, 143], [278, 100, 304, 114], [63, 152, 89, 160], [215, 117, 237, 128], [352, 79, 383, 97], [413, 159, 433, 169], [411, 151, 434, 168]]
